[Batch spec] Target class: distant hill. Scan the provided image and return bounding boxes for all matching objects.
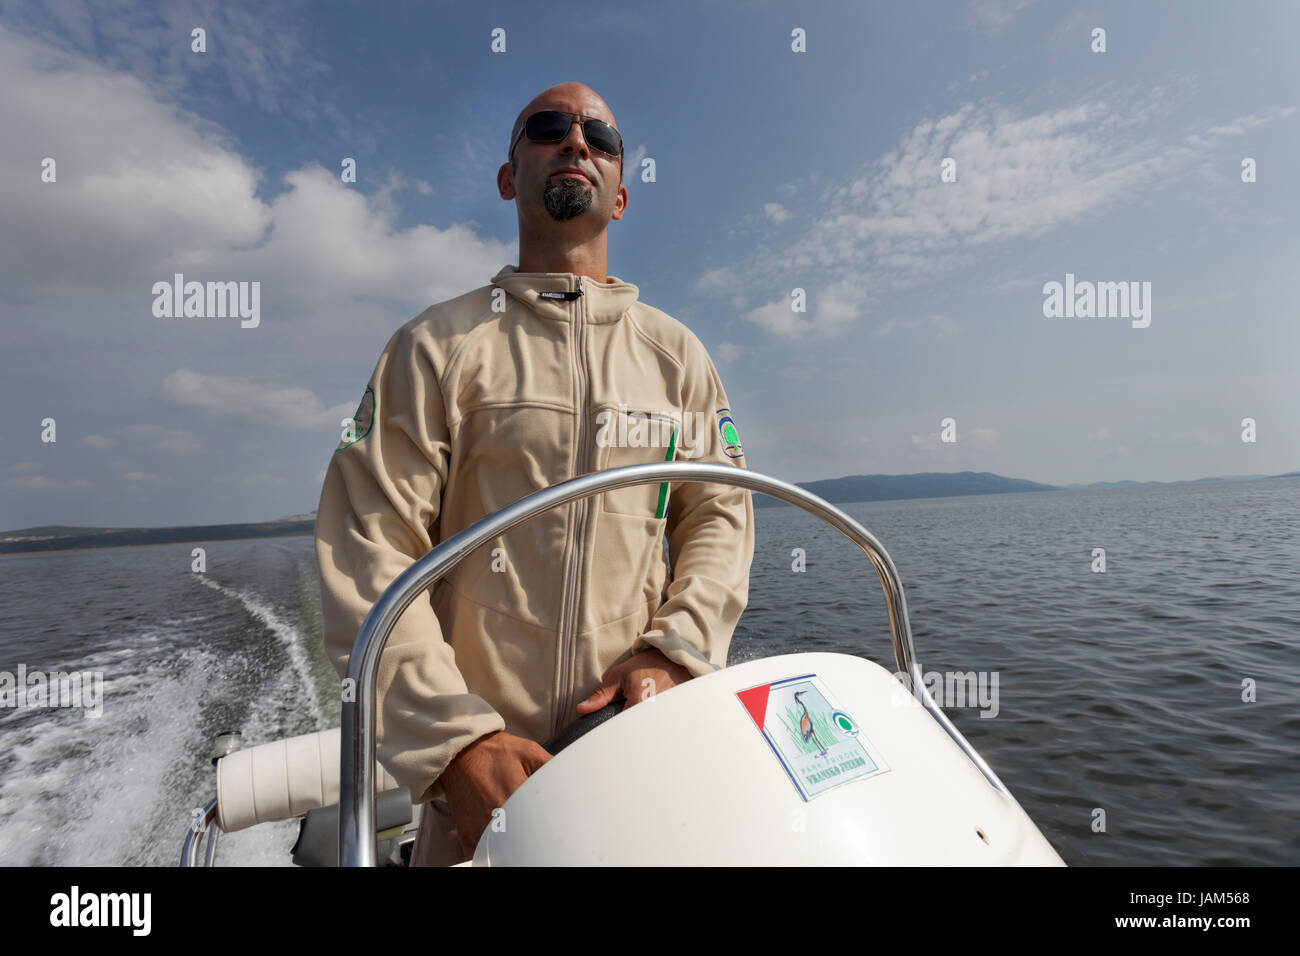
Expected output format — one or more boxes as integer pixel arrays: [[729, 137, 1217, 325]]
[[1061, 480, 1161, 489], [4, 468, 1294, 552], [752, 469, 1296, 508], [1064, 474, 1281, 489], [753, 471, 1057, 508], [0, 515, 316, 554]]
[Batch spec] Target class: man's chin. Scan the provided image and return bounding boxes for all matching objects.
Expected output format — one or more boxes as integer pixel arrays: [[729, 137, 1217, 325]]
[[543, 181, 594, 221], [546, 209, 592, 223]]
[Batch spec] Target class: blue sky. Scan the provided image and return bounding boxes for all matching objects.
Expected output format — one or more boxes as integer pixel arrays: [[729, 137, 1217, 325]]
[[1, 0, 1297, 528]]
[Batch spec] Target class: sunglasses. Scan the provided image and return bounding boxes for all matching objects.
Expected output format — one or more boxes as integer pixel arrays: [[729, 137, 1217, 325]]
[[510, 110, 624, 162]]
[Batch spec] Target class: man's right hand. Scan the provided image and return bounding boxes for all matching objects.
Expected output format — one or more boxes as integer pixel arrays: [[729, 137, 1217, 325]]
[[440, 730, 552, 858]]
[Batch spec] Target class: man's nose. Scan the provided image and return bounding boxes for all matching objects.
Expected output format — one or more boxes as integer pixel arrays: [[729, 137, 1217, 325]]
[[558, 120, 591, 158]]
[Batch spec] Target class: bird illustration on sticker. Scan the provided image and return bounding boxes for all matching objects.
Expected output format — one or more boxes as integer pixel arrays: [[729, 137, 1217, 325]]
[[794, 690, 829, 757]]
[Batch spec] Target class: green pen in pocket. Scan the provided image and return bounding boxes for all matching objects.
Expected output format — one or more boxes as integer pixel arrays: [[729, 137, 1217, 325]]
[[654, 424, 679, 519]]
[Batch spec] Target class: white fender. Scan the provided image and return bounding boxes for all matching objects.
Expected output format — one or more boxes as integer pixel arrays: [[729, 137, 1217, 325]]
[[216, 727, 402, 833]]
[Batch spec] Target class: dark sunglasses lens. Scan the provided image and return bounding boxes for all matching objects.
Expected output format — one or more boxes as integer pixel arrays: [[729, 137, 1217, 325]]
[[582, 121, 622, 157], [526, 111, 621, 156], [526, 111, 572, 142]]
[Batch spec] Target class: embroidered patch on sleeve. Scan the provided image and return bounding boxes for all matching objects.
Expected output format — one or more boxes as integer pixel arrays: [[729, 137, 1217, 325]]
[[716, 408, 743, 459], [336, 386, 375, 450]]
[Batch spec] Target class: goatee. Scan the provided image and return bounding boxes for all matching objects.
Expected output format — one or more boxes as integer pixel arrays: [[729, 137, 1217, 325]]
[[544, 176, 593, 221]]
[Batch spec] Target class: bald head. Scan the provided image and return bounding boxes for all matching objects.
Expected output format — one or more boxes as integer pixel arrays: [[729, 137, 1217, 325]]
[[509, 82, 622, 182]]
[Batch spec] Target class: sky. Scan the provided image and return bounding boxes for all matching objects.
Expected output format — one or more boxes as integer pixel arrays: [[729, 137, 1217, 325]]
[[1, 0, 1297, 529]]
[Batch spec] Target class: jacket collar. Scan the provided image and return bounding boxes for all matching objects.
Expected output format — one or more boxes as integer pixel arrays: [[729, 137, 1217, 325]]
[[491, 264, 640, 324]]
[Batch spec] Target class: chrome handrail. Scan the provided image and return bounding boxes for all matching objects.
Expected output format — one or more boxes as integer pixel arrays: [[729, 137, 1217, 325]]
[[340, 462, 1016, 866], [180, 797, 218, 867]]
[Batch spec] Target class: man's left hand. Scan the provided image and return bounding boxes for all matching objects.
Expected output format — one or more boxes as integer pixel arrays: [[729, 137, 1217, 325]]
[[576, 647, 692, 714]]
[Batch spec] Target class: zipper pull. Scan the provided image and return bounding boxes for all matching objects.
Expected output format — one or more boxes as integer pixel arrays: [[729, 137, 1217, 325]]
[[538, 275, 585, 301]]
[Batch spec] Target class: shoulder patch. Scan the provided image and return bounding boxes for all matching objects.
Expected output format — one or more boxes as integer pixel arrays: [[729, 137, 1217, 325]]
[[716, 408, 743, 459], [337, 386, 375, 450]]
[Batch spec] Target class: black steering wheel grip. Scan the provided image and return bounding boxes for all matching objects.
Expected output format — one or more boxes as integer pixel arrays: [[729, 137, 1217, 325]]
[[542, 700, 623, 755]]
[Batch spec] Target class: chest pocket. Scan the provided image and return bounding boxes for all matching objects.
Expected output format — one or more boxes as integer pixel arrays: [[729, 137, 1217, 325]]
[[596, 407, 682, 518]]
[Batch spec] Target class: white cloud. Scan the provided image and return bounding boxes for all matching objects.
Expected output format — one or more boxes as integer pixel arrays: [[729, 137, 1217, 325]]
[[625, 143, 648, 183], [763, 202, 791, 223], [161, 368, 352, 430], [745, 298, 804, 338], [697, 88, 1293, 337], [80, 435, 116, 448], [231, 165, 513, 309], [0, 23, 512, 312], [743, 284, 861, 340], [8, 461, 42, 473], [968, 0, 1034, 34], [2, 1, 341, 123], [0, 25, 268, 293], [715, 341, 750, 364], [693, 266, 738, 295]]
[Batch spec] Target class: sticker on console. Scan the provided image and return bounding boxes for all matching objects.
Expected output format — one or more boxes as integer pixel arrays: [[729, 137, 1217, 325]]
[[736, 673, 889, 800]]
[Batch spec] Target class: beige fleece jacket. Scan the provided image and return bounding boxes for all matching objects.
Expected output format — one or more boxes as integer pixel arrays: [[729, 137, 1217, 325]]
[[315, 265, 755, 806]]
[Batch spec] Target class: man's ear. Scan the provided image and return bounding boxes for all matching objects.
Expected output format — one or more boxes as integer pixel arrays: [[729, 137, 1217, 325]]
[[497, 162, 516, 200]]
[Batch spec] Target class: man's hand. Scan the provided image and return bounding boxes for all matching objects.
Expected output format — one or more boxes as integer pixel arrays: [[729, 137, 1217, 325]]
[[440, 730, 552, 858], [576, 647, 693, 715]]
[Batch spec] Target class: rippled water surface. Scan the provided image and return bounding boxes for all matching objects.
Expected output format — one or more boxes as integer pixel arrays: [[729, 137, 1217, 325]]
[[737, 478, 1300, 865], [2, 477, 1297, 865]]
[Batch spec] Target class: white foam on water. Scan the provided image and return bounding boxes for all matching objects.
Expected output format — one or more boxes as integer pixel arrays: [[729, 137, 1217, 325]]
[[0, 641, 214, 866], [0, 582, 328, 866], [196, 575, 325, 726], [184, 573, 337, 865], [2, 546, 392, 866]]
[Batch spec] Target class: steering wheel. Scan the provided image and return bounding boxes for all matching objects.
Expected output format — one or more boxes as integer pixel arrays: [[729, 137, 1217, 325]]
[[543, 701, 624, 755]]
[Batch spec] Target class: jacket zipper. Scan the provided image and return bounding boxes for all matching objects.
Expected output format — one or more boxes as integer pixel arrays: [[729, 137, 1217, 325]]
[[556, 274, 587, 738]]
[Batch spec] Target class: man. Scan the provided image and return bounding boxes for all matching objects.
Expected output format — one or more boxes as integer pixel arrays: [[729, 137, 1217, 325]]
[[315, 82, 755, 866]]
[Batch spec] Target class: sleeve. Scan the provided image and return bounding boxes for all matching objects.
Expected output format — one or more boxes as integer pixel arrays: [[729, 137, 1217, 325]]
[[314, 326, 505, 806], [632, 341, 756, 677]]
